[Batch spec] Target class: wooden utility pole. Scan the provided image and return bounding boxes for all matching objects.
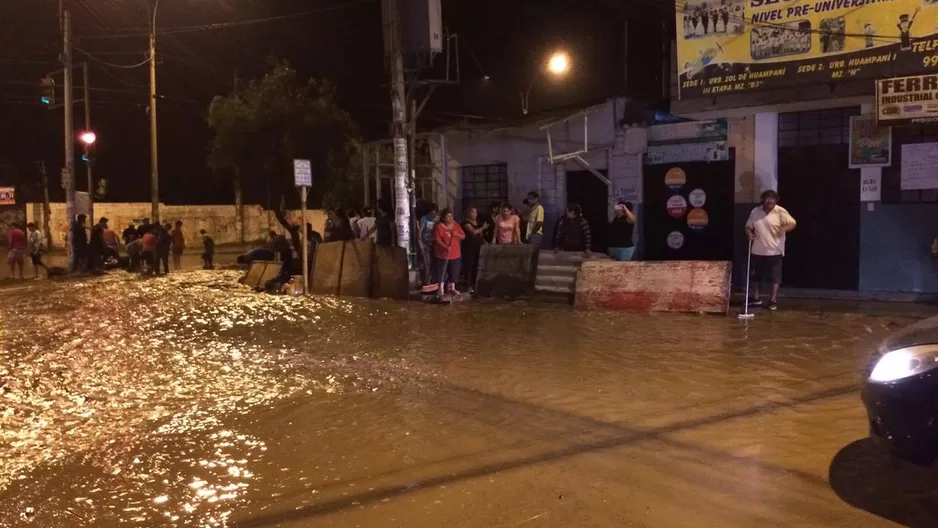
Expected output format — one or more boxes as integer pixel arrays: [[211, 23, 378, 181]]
[[63, 9, 77, 272], [83, 61, 93, 225], [383, 0, 412, 255], [40, 161, 52, 249]]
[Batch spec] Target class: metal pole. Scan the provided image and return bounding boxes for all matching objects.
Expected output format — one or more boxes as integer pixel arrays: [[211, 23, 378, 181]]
[[40, 161, 52, 250], [83, 61, 93, 225], [63, 10, 76, 272], [385, 0, 411, 255], [149, 2, 160, 224], [301, 186, 309, 295], [362, 145, 370, 206]]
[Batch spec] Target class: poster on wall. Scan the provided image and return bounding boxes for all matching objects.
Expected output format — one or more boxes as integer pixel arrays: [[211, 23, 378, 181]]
[[901, 143, 938, 190], [0, 187, 14, 205], [676, 0, 938, 100], [876, 74, 938, 126], [848, 115, 891, 168], [861, 172, 882, 202]]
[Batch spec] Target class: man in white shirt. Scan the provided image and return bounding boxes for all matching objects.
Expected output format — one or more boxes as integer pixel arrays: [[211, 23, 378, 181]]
[[524, 191, 545, 247], [745, 190, 796, 310]]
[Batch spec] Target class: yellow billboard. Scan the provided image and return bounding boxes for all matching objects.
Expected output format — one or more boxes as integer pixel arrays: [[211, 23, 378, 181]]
[[676, 0, 938, 99]]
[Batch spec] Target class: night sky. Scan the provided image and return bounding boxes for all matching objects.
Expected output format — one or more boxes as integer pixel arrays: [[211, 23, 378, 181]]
[[0, 0, 670, 205]]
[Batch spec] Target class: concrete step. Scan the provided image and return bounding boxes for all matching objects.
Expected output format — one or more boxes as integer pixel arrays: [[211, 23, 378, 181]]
[[538, 251, 610, 266], [535, 282, 576, 294], [536, 264, 578, 278], [535, 274, 576, 290]]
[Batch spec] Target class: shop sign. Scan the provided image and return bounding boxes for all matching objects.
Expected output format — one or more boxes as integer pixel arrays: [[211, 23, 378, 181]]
[[664, 167, 687, 190], [876, 74, 938, 126], [667, 231, 685, 250], [687, 208, 709, 231], [688, 188, 707, 208], [676, 0, 937, 99], [849, 115, 892, 168], [667, 195, 688, 218], [0, 187, 14, 205]]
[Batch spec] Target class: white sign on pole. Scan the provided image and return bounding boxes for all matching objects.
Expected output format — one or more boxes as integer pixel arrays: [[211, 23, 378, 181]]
[[293, 159, 312, 187]]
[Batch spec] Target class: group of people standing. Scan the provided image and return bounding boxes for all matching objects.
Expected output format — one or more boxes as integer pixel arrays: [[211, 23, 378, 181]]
[[5, 222, 47, 279], [415, 191, 638, 296]]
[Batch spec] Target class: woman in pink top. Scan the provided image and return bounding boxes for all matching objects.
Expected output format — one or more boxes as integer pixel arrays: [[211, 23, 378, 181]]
[[494, 204, 520, 244]]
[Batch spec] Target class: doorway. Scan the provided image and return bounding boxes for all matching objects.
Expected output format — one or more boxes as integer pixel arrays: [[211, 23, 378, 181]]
[[565, 169, 610, 254], [777, 108, 860, 290], [642, 154, 735, 261]]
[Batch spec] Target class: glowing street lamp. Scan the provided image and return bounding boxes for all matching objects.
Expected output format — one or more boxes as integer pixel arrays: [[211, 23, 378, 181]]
[[547, 52, 570, 76], [521, 50, 573, 115], [79, 131, 96, 146]]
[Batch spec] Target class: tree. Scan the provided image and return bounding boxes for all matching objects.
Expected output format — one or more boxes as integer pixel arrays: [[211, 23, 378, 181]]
[[207, 60, 362, 247]]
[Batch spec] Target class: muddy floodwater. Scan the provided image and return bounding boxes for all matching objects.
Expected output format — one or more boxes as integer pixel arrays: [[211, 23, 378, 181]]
[[0, 271, 934, 527]]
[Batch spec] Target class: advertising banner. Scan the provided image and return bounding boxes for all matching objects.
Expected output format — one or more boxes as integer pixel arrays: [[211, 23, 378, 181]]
[[676, 0, 938, 99], [0, 187, 14, 206], [646, 119, 730, 165], [848, 115, 892, 168], [875, 73, 938, 125]]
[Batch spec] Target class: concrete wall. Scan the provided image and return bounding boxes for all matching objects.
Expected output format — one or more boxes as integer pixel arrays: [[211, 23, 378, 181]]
[[436, 98, 644, 250], [22, 202, 327, 248]]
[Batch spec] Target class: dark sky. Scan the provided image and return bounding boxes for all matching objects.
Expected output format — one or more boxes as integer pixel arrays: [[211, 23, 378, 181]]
[[0, 0, 670, 205]]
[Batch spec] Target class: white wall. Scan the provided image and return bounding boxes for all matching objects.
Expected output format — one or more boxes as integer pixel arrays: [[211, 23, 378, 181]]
[[433, 98, 643, 222]]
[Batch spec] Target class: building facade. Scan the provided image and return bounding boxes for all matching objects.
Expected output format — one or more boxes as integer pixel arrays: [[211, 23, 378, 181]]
[[672, 0, 938, 299]]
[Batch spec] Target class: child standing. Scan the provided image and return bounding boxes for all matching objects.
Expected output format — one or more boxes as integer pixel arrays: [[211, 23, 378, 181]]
[[200, 229, 215, 269]]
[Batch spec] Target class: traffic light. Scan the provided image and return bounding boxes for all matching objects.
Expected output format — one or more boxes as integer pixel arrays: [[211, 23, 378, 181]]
[[40, 76, 54, 105]]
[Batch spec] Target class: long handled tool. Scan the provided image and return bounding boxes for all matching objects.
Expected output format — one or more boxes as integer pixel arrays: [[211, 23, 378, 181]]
[[738, 239, 755, 320]]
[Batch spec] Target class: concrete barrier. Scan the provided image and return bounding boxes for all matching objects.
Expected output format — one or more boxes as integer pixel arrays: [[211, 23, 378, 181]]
[[372, 245, 409, 300], [476, 244, 538, 299], [241, 261, 271, 289], [575, 260, 732, 314], [309, 240, 409, 300]]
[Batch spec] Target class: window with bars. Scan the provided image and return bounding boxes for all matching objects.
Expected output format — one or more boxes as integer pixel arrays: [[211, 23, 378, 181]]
[[460, 164, 508, 213], [881, 123, 938, 205], [778, 107, 861, 148]]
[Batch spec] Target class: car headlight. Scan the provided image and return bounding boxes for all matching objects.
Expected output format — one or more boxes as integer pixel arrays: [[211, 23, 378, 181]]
[[869, 345, 938, 383]]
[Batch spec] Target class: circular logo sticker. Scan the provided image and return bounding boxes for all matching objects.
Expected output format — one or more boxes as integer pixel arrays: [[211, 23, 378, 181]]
[[688, 188, 707, 208], [666, 231, 685, 250], [664, 167, 686, 190], [687, 208, 709, 231], [666, 195, 688, 218]]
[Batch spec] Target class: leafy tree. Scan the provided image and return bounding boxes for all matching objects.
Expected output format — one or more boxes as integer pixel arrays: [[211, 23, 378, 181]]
[[207, 60, 362, 246]]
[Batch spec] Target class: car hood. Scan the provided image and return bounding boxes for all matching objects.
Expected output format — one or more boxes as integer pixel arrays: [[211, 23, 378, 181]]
[[880, 315, 938, 352]]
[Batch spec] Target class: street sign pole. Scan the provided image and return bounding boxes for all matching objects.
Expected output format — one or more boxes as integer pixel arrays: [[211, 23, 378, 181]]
[[293, 159, 312, 296], [300, 186, 308, 295]]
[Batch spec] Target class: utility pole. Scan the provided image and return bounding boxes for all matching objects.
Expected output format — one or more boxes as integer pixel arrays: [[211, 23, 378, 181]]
[[40, 161, 52, 250], [233, 69, 244, 243], [384, 0, 412, 255], [149, 1, 160, 224], [63, 9, 77, 272], [83, 61, 93, 225]]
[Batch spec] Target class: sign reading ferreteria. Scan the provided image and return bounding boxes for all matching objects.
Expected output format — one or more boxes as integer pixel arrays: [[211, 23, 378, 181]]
[[676, 0, 938, 99], [876, 73, 938, 125]]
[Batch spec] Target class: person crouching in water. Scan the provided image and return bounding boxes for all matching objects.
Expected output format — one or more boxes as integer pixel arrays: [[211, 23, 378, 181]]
[[140, 226, 158, 274], [433, 208, 466, 297], [200, 229, 215, 269]]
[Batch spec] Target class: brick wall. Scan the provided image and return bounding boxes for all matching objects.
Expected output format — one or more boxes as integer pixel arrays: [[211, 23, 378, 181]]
[[22, 203, 327, 248]]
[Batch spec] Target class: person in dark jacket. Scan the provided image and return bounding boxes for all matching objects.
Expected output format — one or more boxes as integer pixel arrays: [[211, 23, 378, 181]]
[[200, 229, 215, 269], [122, 223, 138, 245], [374, 202, 395, 246], [88, 217, 106, 272], [553, 203, 592, 255], [608, 201, 637, 261], [154, 223, 172, 274], [262, 231, 295, 292], [72, 214, 89, 271]]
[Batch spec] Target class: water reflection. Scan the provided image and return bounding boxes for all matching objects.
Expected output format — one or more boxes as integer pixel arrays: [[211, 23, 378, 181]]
[[0, 271, 924, 526]]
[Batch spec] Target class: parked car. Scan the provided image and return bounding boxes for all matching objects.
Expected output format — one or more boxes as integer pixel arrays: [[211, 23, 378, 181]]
[[863, 315, 938, 465]]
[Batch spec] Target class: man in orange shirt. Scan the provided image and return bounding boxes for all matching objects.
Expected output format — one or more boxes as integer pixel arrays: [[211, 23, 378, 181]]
[[140, 227, 158, 274]]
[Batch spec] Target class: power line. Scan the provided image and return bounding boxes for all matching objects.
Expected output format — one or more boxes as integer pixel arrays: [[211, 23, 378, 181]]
[[78, 0, 378, 40], [76, 47, 150, 69]]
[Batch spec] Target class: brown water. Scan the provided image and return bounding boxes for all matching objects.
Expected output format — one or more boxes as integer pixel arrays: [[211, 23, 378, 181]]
[[0, 271, 928, 527]]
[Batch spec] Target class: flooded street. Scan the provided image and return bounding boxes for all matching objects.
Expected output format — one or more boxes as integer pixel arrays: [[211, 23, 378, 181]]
[[0, 271, 933, 527]]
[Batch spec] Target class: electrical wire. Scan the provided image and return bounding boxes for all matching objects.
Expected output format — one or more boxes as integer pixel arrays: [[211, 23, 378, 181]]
[[76, 47, 151, 69], [78, 0, 378, 39]]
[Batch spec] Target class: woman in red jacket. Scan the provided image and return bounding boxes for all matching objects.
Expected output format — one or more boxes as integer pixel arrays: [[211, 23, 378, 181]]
[[433, 208, 466, 296]]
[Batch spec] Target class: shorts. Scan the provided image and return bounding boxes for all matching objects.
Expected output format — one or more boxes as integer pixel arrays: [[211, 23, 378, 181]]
[[30, 253, 43, 266], [527, 233, 543, 247], [7, 249, 24, 266], [608, 246, 635, 261], [751, 254, 783, 285]]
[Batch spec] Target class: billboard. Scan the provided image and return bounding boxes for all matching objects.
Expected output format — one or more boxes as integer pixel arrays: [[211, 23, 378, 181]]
[[0, 187, 14, 206], [875, 73, 938, 125], [848, 115, 891, 168], [676, 0, 938, 99]]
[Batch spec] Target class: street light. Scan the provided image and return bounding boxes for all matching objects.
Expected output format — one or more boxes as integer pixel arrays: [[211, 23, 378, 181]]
[[521, 50, 572, 115], [79, 131, 96, 146]]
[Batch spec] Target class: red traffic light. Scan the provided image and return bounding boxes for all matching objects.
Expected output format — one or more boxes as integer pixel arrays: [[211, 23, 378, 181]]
[[79, 131, 96, 145]]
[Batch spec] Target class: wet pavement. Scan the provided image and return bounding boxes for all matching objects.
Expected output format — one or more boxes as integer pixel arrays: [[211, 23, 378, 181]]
[[0, 269, 937, 527]]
